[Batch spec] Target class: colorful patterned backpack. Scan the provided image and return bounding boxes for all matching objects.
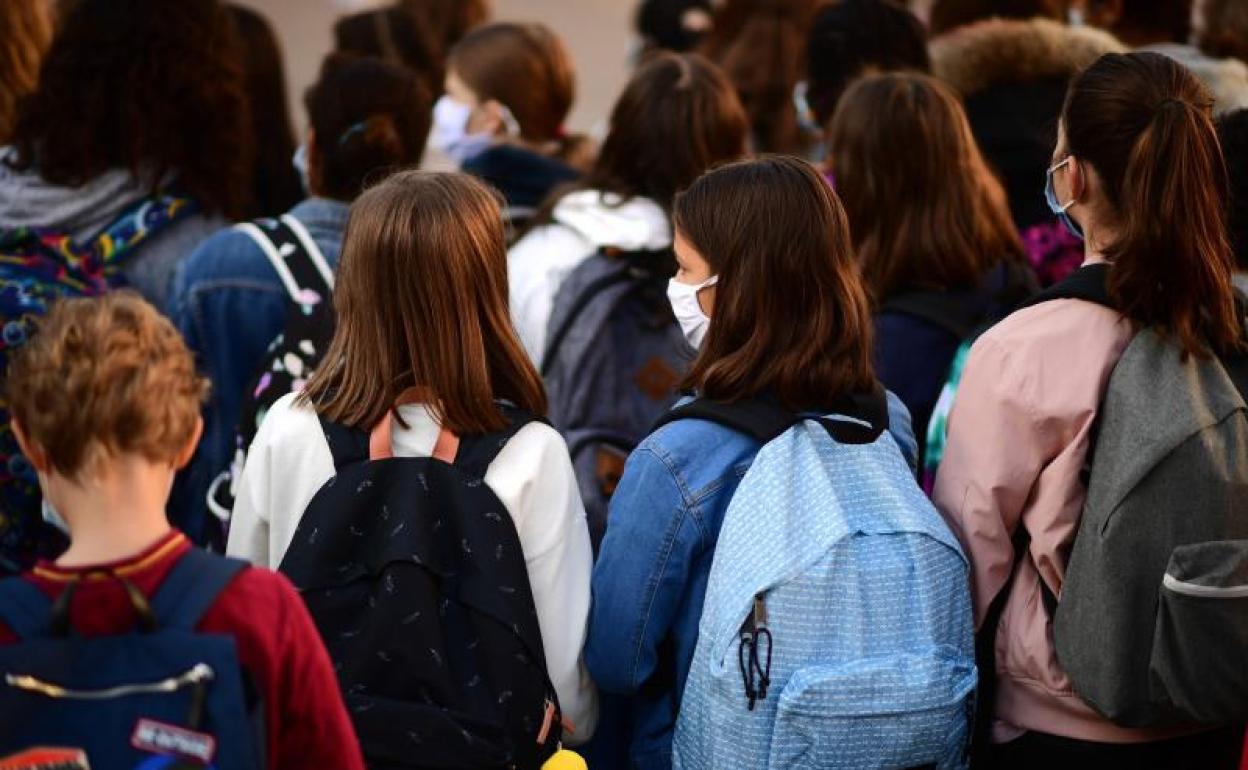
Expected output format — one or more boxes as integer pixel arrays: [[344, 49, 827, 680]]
[[0, 195, 195, 575], [206, 215, 335, 529]]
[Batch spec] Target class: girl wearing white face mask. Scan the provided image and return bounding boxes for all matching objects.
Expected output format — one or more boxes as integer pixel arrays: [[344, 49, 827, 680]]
[[586, 156, 919, 768], [665, 236, 719, 350], [431, 22, 592, 234]]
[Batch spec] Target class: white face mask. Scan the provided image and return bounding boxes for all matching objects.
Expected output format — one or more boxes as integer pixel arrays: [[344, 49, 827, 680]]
[[430, 95, 514, 166], [667, 275, 718, 350]]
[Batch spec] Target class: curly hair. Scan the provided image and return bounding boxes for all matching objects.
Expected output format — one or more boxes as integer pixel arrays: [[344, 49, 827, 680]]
[[8, 0, 253, 219], [0, 0, 50, 144], [6, 293, 209, 480]]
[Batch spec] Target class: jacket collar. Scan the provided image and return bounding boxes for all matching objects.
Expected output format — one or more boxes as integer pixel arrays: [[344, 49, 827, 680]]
[[288, 197, 349, 234]]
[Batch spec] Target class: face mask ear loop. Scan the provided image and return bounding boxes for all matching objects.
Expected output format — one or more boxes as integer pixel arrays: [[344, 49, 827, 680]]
[[1049, 157, 1077, 211]]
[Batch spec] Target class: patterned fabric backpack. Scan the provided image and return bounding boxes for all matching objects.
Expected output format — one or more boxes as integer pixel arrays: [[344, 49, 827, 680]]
[[279, 402, 565, 769], [541, 248, 692, 550], [206, 215, 334, 528], [663, 392, 976, 770], [0, 195, 195, 575]]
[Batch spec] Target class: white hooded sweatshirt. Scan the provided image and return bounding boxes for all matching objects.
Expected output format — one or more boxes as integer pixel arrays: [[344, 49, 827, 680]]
[[507, 189, 671, 363]]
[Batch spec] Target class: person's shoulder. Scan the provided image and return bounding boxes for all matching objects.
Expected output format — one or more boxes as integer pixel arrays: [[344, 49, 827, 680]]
[[637, 408, 759, 476], [252, 392, 325, 454], [983, 295, 1127, 353], [490, 418, 571, 474], [177, 221, 280, 284], [197, 563, 304, 660]]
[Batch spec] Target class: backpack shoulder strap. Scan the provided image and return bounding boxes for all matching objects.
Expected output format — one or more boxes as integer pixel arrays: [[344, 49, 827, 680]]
[[0, 577, 53, 639], [453, 406, 544, 480], [880, 291, 978, 340], [653, 386, 890, 446], [235, 216, 332, 304], [1021, 262, 1114, 311], [278, 214, 334, 294], [150, 547, 248, 631], [317, 416, 371, 472]]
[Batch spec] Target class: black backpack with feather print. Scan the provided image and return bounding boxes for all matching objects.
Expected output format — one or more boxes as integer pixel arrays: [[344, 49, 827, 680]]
[[278, 405, 563, 769]]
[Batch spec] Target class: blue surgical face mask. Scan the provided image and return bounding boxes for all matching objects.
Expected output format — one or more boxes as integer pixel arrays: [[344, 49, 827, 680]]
[[1045, 156, 1085, 241]]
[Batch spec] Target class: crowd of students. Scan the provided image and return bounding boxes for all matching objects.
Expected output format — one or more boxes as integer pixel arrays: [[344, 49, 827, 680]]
[[1, 0, 1247, 768]]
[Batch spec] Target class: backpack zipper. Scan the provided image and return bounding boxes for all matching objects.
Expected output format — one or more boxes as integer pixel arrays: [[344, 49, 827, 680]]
[[5, 662, 214, 700]]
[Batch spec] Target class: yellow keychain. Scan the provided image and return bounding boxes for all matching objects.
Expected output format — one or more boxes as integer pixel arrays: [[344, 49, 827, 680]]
[[542, 748, 588, 770]]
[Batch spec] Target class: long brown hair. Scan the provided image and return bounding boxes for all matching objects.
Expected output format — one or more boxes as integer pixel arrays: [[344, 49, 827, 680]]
[[830, 72, 1024, 300], [9, 0, 252, 219], [0, 0, 50, 144], [229, 4, 302, 219], [300, 171, 546, 433], [700, 0, 820, 154], [533, 52, 748, 226], [675, 156, 877, 411], [1063, 52, 1243, 357], [449, 22, 574, 145]]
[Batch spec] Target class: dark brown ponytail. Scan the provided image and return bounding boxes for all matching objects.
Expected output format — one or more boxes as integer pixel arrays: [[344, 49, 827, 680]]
[[1063, 52, 1243, 357]]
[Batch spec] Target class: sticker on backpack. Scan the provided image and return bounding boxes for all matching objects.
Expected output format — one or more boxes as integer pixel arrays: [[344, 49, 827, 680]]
[[130, 719, 216, 767]]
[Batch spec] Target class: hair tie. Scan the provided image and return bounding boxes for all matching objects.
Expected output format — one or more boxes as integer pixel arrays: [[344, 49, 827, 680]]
[[1158, 98, 1188, 112], [338, 120, 370, 148]]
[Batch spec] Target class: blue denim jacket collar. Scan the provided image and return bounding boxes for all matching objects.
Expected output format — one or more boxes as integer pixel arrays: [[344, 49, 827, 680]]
[[288, 197, 349, 236]]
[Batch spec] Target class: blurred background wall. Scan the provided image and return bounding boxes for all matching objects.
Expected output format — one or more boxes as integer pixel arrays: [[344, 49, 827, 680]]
[[235, 0, 634, 134]]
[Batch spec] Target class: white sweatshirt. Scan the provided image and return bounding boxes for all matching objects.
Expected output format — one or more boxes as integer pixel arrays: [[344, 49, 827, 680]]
[[227, 392, 599, 742], [507, 189, 671, 363]]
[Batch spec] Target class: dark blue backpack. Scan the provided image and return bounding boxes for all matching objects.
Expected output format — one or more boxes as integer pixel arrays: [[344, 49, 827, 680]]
[[0, 548, 264, 768]]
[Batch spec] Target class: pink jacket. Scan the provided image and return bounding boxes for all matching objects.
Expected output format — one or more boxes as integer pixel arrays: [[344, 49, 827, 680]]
[[933, 295, 1195, 744]]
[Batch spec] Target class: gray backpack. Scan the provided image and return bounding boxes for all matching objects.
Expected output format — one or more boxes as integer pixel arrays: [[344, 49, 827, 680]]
[[1052, 291, 1248, 727], [541, 248, 692, 550]]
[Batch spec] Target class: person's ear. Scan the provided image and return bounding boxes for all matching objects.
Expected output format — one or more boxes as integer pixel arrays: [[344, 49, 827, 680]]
[[173, 418, 204, 471], [1068, 156, 1088, 203], [11, 421, 49, 473]]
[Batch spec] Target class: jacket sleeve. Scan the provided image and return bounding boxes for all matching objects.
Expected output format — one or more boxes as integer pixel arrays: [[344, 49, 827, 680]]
[[226, 400, 279, 569], [587, 445, 702, 695], [501, 425, 599, 744], [931, 336, 1058, 628]]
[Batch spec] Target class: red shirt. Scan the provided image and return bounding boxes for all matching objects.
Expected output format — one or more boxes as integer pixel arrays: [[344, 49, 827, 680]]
[[0, 530, 364, 770]]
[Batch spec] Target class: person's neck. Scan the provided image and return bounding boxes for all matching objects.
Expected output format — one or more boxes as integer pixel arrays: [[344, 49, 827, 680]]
[[48, 454, 175, 568]]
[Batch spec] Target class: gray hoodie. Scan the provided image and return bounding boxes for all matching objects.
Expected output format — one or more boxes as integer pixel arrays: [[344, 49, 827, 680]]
[[0, 151, 226, 308]]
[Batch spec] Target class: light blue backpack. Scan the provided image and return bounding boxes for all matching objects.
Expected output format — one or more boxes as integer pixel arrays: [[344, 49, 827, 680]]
[[662, 392, 976, 770]]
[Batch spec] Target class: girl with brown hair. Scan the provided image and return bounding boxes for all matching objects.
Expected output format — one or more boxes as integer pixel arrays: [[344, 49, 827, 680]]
[[828, 72, 1035, 466], [699, 0, 821, 154], [585, 156, 921, 769], [227, 170, 598, 744], [432, 22, 589, 232], [507, 52, 748, 361], [933, 52, 1246, 767], [0, 0, 50, 144]]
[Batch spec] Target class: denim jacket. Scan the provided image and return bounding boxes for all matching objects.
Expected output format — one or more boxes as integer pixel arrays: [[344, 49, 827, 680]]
[[584, 393, 917, 770], [165, 198, 349, 541]]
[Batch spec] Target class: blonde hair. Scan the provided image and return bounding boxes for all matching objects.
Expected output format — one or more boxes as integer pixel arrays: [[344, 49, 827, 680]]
[[0, 0, 51, 143], [6, 293, 208, 479]]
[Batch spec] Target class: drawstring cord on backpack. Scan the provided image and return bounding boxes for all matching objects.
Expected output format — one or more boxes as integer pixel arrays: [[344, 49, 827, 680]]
[[738, 594, 772, 711]]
